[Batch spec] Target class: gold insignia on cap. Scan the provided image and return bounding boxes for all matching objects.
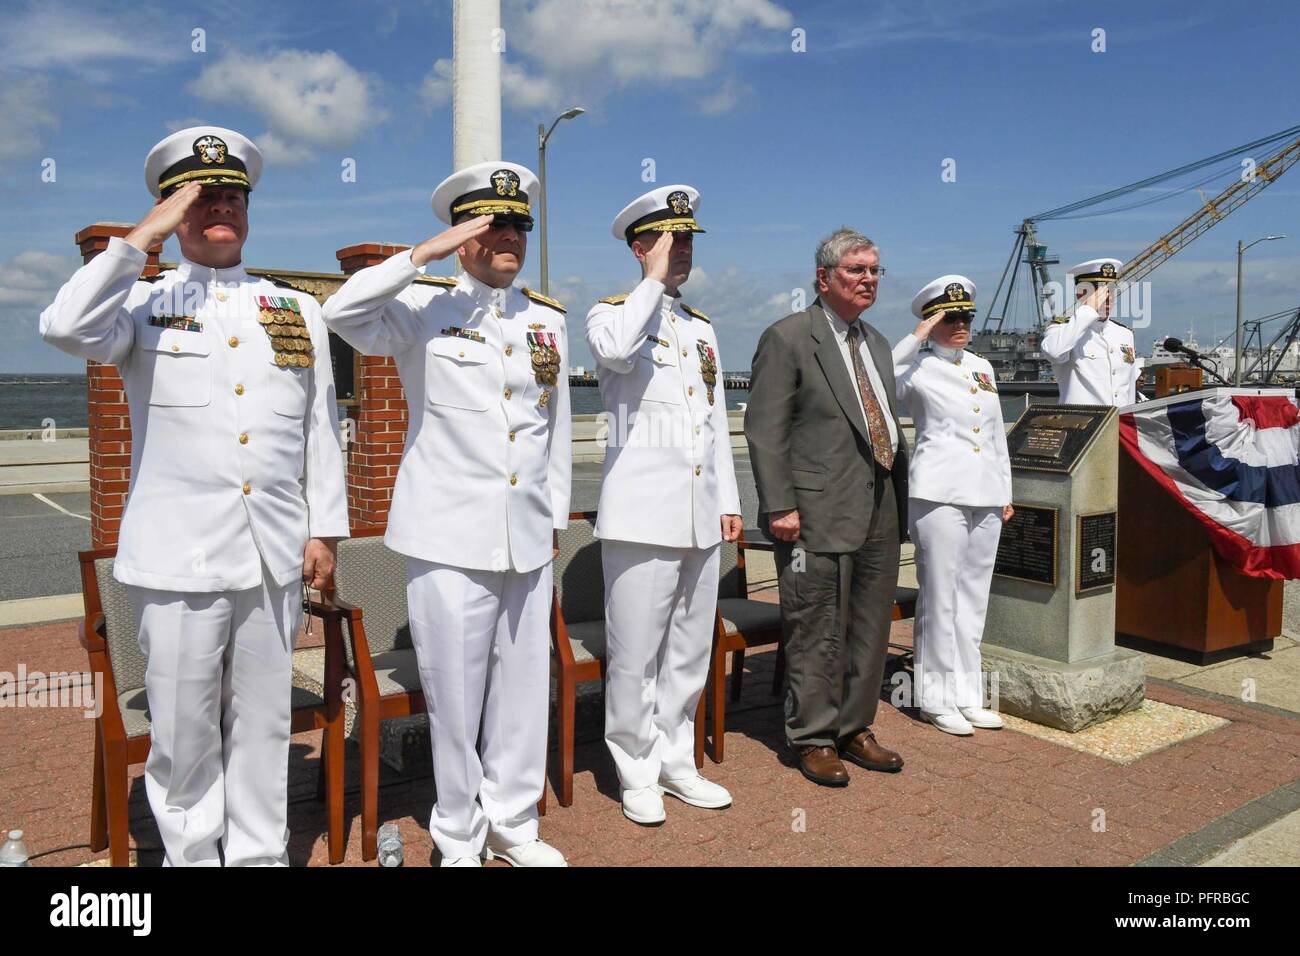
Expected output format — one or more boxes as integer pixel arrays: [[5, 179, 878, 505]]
[[668, 190, 691, 215], [945, 282, 965, 301], [1101, 262, 1117, 279], [492, 168, 520, 197], [193, 135, 228, 166]]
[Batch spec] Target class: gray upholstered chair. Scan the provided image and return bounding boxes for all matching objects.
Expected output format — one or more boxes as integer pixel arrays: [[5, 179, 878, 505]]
[[550, 512, 705, 806], [314, 529, 546, 861], [78, 548, 345, 866]]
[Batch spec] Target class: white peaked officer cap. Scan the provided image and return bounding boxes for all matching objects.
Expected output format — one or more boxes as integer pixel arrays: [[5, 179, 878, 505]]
[[610, 184, 705, 243], [144, 126, 262, 199], [911, 274, 977, 319], [431, 161, 539, 227], [1067, 258, 1123, 283]]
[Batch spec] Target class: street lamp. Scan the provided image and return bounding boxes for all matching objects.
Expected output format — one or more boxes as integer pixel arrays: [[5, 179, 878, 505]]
[[1235, 234, 1287, 384], [537, 107, 585, 295]]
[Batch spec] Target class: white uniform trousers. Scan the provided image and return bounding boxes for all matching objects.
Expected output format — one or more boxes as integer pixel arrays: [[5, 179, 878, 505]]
[[126, 574, 301, 867], [601, 540, 720, 790], [909, 500, 1003, 715], [405, 558, 552, 860]]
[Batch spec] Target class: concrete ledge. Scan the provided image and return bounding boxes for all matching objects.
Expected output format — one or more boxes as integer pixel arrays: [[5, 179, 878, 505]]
[[1137, 779, 1300, 866], [982, 644, 1146, 732], [0, 593, 85, 627]]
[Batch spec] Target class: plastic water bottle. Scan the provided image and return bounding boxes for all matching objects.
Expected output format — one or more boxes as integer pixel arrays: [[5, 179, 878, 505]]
[[0, 830, 30, 867], [376, 823, 403, 867]]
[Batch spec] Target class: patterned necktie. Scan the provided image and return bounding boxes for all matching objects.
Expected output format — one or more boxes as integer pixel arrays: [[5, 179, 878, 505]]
[[847, 323, 894, 470]]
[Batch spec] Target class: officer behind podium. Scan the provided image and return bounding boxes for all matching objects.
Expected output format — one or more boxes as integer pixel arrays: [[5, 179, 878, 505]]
[[892, 276, 1012, 736], [585, 185, 741, 826], [321, 162, 571, 867], [39, 127, 350, 865], [1041, 258, 1139, 406]]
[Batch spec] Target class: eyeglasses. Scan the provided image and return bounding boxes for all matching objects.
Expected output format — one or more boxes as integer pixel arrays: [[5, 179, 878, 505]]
[[488, 216, 533, 233], [836, 264, 886, 279], [942, 312, 974, 324]]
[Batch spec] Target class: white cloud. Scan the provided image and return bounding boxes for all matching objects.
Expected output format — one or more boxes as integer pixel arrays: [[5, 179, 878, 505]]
[[189, 48, 389, 166], [0, 77, 59, 163], [492, 0, 793, 112], [0, 251, 80, 308], [0, 2, 185, 73], [698, 78, 751, 115], [421, 59, 453, 109], [421, 56, 564, 113]]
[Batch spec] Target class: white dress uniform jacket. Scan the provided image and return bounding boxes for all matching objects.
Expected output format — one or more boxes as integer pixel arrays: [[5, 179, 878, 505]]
[[892, 334, 1012, 507], [1041, 305, 1139, 406], [39, 237, 350, 590], [321, 250, 571, 571], [585, 278, 740, 547]]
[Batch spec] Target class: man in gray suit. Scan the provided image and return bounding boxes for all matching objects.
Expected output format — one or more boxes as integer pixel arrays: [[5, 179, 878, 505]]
[[745, 228, 909, 787]]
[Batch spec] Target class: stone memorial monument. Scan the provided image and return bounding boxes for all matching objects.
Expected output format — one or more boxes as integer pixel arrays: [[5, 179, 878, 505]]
[[981, 404, 1146, 731]]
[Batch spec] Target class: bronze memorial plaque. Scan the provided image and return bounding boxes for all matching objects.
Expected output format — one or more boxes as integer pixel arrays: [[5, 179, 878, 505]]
[[993, 505, 1058, 587], [1006, 404, 1115, 474], [1076, 511, 1117, 594]]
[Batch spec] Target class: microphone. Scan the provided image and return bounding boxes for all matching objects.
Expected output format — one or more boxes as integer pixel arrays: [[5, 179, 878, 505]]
[[1163, 337, 1208, 359]]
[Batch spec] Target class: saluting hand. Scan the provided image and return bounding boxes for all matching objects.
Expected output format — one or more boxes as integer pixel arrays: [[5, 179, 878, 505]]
[[912, 310, 946, 343], [125, 182, 203, 254], [411, 214, 495, 267], [1082, 282, 1111, 317], [642, 230, 675, 283]]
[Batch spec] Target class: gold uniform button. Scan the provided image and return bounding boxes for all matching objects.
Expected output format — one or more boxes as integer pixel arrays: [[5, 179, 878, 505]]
[[242, 482, 252, 494], [170, 343, 180, 352], [682, 349, 688, 357], [970, 387, 978, 394], [973, 447, 981, 454], [234, 384, 245, 396], [504, 388, 512, 400], [694, 465, 701, 476], [458, 350, 465, 358], [509, 475, 518, 486], [495, 309, 504, 319], [239, 433, 249, 444], [688, 386, 694, 396], [973, 426, 980, 434], [228, 336, 239, 348], [505, 345, 513, 356], [509, 431, 516, 442], [670, 315, 677, 322], [973, 406, 980, 413]]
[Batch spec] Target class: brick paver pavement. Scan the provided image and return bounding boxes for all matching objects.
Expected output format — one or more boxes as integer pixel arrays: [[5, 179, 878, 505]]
[[2, 618, 1298, 866]]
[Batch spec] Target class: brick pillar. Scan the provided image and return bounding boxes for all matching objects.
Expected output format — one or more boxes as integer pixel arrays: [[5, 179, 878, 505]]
[[335, 243, 412, 531], [75, 224, 162, 548]]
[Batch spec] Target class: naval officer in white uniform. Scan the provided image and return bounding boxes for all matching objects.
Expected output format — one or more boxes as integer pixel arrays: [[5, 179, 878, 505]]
[[586, 186, 741, 825], [40, 127, 350, 865], [1041, 258, 1140, 406], [893, 276, 1012, 736], [322, 162, 570, 867]]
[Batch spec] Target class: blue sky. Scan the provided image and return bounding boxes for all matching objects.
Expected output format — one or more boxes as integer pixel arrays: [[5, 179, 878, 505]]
[[2, 0, 1298, 373]]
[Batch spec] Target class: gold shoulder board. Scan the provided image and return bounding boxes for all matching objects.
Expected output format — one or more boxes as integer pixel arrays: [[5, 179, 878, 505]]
[[522, 287, 566, 313], [682, 304, 710, 323], [413, 275, 458, 288], [1051, 315, 1070, 325], [599, 294, 629, 306]]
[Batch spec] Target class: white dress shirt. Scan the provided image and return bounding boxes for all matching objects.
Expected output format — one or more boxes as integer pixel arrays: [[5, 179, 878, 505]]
[[585, 276, 741, 549], [40, 237, 350, 591], [822, 303, 899, 452], [892, 333, 1012, 507], [321, 250, 571, 573]]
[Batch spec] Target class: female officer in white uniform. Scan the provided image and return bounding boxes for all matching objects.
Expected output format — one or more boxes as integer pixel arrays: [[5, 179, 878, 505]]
[[892, 276, 1013, 736]]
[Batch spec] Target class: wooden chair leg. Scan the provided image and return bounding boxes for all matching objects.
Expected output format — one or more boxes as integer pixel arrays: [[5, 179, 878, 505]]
[[558, 671, 576, 807], [360, 702, 380, 862], [729, 648, 746, 703], [315, 747, 327, 802], [90, 727, 108, 853], [709, 642, 726, 764], [103, 738, 131, 867], [771, 641, 787, 697], [324, 721, 345, 865]]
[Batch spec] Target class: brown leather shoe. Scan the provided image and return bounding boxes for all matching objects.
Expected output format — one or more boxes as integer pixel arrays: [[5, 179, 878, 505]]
[[839, 729, 904, 773], [794, 745, 849, 787]]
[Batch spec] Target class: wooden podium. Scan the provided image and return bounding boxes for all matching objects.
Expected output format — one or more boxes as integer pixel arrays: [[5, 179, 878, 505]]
[[1116, 409, 1281, 663]]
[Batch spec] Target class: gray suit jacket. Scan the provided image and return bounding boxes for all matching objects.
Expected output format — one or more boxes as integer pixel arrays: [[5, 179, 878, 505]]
[[744, 300, 909, 552]]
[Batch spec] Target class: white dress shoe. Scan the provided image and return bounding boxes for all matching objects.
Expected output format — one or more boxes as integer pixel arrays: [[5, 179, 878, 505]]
[[621, 786, 666, 825], [959, 706, 1005, 729], [658, 774, 733, 809], [922, 710, 974, 736], [439, 855, 482, 867], [484, 838, 568, 867]]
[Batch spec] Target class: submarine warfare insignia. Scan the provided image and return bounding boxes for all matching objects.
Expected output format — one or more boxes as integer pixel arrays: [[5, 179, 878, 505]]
[[257, 295, 315, 368], [696, 340, 718, 405]]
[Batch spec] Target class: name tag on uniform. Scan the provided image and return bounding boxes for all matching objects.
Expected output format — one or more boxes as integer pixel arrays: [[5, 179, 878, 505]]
[[149, 315, 203, 333], [441, 326, 485, 344], [644, 334, 669, 348]]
